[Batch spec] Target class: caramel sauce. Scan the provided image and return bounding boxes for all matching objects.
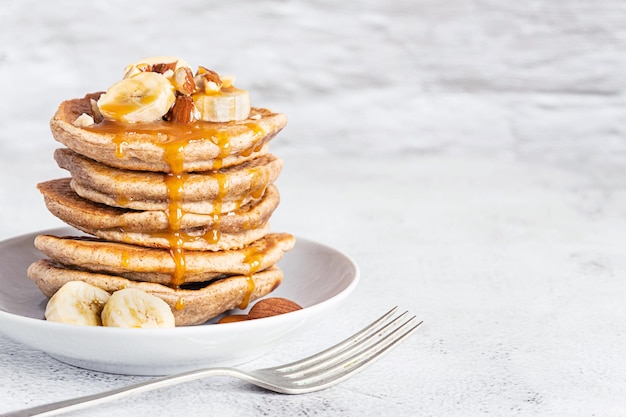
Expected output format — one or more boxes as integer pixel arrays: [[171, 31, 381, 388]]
[[87, 119, 264, 288], [88, 120, 264, 171], [244, 123, 264, 139], [212, 131, 231, 170], [112, 136, 128, 158], [218, 314, 249, 324], [241, 277, 255, 309], [202, 228, 221, 245], [229, 166, 270, 211], [170, 245, 186, 286], [249, 167, 270, 200], [113, 175, 130, 206], [120, 251, 130, 268], [164, 172, 188, 231], [239, 123, 265, 157], [98, 94, 158, 118], [201, 172, 229, 244], [175, 297, 186, 311], [243, 246, 264, 274], [116, 194, 130, 207], [238, 245, 265, 309]]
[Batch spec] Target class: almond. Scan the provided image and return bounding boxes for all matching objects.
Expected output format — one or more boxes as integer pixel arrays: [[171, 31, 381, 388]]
[[195, 66, 222, 93], [89, 98, 104, 123], [72, 113, 95, 127], [247, 297, 303, 320], [165, 95, 198, 124], [173, 67, 196, 95], [150, 61, 178, 74]]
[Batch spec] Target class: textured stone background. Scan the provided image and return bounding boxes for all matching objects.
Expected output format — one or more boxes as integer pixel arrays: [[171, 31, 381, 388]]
[[2, 0, 626, 169], [1, 2, 626, 416]]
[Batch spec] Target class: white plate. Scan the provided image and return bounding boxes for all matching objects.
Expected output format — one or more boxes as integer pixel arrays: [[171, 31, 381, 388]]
[[0, 228, 359, 375]]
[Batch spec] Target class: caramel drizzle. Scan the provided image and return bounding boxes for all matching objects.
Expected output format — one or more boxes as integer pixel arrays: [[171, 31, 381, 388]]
[[120, 251, 130, 268], [238, 245, 264, 309], [202, 172, 229, 244], [112, 136, 127, 159], [89, 119, 266, 292], [175, 297, 186, 311], [162, 137, 189, 287]]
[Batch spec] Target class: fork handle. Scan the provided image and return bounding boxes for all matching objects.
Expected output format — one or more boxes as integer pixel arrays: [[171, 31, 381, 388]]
[[1, 367, 240, 417]]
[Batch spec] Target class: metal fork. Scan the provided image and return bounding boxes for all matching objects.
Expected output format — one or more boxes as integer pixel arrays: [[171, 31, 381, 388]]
[[2, 307, 422, 417]]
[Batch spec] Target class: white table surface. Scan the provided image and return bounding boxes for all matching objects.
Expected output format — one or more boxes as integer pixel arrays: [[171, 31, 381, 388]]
[[2, 1, 626, 416]]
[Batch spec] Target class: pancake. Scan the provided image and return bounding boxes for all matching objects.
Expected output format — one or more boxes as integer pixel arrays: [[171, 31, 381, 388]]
[[34, 233, 295, 284], [50, 93, 287, 173], [28, 260, 284, 326], [37, 178, 279, 250], [55, 148, 283, 214], [85, 224, 270, 252]]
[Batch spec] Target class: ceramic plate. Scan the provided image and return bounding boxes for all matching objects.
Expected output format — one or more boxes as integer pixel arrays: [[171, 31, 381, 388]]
[[0, 228, 359, 375]]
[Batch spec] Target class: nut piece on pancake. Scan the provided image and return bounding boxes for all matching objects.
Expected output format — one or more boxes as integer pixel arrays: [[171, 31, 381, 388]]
[[31, 57, 295, 326]]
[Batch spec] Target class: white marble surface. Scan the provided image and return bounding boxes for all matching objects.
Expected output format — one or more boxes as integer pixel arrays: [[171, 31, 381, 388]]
[[2, 1, 626, 416]]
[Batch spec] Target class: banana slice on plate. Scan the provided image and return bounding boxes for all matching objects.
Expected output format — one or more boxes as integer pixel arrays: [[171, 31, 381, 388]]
[[101, 288, 175, 328], [97, 72, 176, 123], [45, 281, 111, 326]]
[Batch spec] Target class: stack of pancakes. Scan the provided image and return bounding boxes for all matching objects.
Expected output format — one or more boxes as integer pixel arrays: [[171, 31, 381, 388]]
[[27, 93, 295, 326]]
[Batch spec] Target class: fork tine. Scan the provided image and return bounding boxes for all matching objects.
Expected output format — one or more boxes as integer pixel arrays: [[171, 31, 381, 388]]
[[278, 310, 414, 378], [269, 306, 401, 373], [287, 317, 422, 393]]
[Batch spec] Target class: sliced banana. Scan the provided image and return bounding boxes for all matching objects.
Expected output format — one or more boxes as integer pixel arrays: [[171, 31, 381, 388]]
[[193, 89, 251, 122], [45, 281, 111, 326], [101, 288, 175, 328], [123, 56, 190, 79], [97, 72, 176, 123]]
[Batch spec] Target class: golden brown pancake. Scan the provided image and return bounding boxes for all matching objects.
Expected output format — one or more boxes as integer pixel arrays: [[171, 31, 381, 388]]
[[50, 93, 287, 173], [55, 148, 283, 214], [34, 233, 295, 284], [37, 178, 280, 250], [28, 260, 284, 326]]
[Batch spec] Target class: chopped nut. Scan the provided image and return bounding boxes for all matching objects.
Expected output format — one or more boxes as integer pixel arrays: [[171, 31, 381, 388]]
[[150, 61, 178, 74], [73, 113, 95, 127], [90, 98, 103, 123], [173, 67, 196, 95], [124, 61, 178, 78], [195, 66, 222, 93], [164, 95, 199, 124]]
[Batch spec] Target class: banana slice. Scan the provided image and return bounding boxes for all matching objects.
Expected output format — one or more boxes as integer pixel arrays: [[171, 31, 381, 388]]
[[101, 288, 175, 328], [193, 89, 251, 122], [97, 72, 176, 123], [45, 281, 111, 326], [123, 56, 190, 78]]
